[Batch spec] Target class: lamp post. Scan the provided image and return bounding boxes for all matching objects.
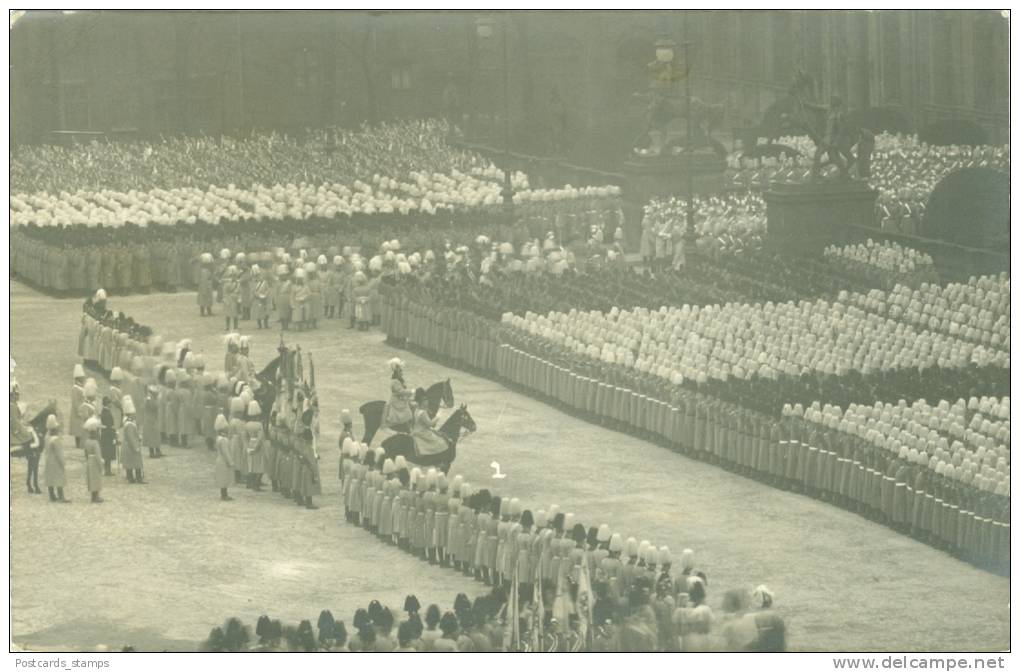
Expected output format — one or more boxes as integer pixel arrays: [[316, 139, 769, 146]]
[[681, 39, 697, 249], [652, 34, 695, 248], [476, 15, 514, 219], [499, 13, 514, 216], [474, 17, 493, 140]]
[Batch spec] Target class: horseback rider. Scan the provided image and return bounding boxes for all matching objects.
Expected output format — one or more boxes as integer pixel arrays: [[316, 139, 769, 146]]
[[410, 387, 448, 458], [383, 358, 413, 433], [794, 92, 854, 179]]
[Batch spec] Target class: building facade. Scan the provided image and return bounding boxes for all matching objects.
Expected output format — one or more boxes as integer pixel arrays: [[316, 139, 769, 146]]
[[11, 10, 1009, 149]]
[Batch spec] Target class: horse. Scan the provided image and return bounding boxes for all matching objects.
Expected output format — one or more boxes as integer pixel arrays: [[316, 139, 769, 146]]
[[10, 400, 58, 458], [358, 378, 454, 445], [741, 91, 873, 180], [380, 403, 476, 473]]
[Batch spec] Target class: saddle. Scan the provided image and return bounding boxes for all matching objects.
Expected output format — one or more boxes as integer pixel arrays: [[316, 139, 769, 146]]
[[411, 429, 447, 457]]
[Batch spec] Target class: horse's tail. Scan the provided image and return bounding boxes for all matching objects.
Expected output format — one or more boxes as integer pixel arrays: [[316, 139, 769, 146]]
[[359, 400, 386, 418], [360, 400, 386, 445]]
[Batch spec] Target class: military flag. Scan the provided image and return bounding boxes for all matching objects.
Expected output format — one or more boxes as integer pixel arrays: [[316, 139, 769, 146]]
[[577, 551, 595, 649]]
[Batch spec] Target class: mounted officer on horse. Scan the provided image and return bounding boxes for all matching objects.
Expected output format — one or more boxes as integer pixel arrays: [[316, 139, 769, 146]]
[[360, 358, 455, 446], [382, 358, 414, 433]]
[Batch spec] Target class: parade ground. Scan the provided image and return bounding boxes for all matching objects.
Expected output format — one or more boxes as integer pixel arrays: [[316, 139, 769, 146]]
[[9, 282, 1010, 652]]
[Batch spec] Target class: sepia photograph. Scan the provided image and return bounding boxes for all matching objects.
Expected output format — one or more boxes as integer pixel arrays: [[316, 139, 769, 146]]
[[6, 7, 1012, 659]]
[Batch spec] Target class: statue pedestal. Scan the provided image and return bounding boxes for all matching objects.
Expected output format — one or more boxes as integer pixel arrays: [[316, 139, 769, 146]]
[[764, 180, 878, 254], [620, 151, 726, 251]]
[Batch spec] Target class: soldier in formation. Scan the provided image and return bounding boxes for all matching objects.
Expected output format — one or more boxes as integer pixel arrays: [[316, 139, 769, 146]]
[[82, 416, 105, 503], [120, 395, 145, 484], [42, 414, 70, 503], [333, 441, 780, 651]]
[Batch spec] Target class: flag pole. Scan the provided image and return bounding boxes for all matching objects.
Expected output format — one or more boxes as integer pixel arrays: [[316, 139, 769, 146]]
[[535, 558, 545, 649], [511, 564, 520, 651]]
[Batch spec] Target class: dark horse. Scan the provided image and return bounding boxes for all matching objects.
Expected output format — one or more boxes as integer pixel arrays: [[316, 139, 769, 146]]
[[380, 404, 476, 473], [358, 378, 454, 445]]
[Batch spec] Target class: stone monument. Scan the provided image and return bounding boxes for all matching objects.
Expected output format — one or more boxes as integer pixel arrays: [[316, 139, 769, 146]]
[[762, 79, 878, 254], [620, 38, 726, 250], [765, 180, 878, 254]]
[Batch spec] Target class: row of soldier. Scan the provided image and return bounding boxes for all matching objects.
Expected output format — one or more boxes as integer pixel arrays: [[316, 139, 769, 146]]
[[382, 281, 1008, 421], [193, 229, 623, 335], [71, 330, 323, 505], [10, 197, 622, 297], [377, 293, 1008, 574], [214, 388, 321, 508], [78, 290, 154, 376], [335, 436, 783, 651], [197, 252, 382, 332], [75, 321, 257, 443], [10, 120, 476, 195], [493, 340, 1011, 574]]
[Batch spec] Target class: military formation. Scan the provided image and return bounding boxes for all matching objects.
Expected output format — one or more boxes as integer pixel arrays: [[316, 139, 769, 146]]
[[336, 437, 783, 651], [639, 192, 767, 271], [374, 225, 955, 340], [824, 239, 939, 290], [77, 289, 154, 375], [378, 266, 1010, 574], [58, 303, 324, 506], [11, 120, 483, 198], [10, 118, 1012, 651], [10, 193, 624, 299], [502, 276, 1008, 387], [10, 120, 631, 300]]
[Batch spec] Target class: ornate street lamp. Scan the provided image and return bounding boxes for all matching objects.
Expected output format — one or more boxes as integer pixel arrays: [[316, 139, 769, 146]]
[[475, 16, 494, 39], [654, 38, 676, 66]]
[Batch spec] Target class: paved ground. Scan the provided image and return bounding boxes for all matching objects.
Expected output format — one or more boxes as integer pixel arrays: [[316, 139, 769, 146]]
[[9, 281, 1010, 651]]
